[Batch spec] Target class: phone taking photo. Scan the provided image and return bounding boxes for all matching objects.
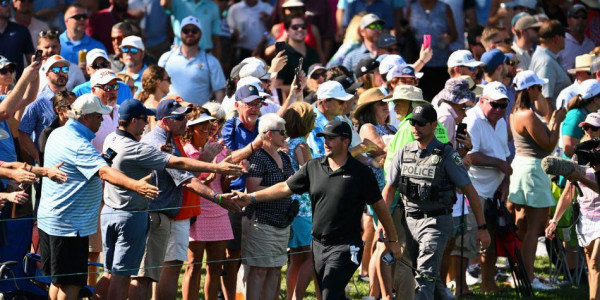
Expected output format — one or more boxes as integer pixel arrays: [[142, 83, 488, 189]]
[[423, 34, 431, 49], [34, 50, 43, 63], [275, 41, 285, 54], [294, 57, 303, 89]]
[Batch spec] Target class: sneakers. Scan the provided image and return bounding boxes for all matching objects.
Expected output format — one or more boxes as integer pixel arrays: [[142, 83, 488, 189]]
[[531, 278, 556, 290], [358, 275, 370, 282], [466, 264, 481, 286]]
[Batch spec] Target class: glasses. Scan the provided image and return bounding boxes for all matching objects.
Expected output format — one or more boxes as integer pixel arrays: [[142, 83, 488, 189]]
[[39, 30, 59, 38], [290, 24, 307, 31], [162, 76, 171, 83], [572, 15, 587, 20], [485, 99, 508, 109], [310, 72, 325, 80], [136, 116, 149, 123], [96, 83, 120, 92], [366, 23, 383, 30], [91, 61, 110, 69], [409, 119, 428, 127], [181, 28, 200, 35], [244, 100, 264, 108], [266, 129, 287, 136], [0, 66, 15, 74], [166, 114, 187, 121], [121, 47, 140, 54], [0, 0, 10, 7], [583, 125, 600, 132], [69, 13, 88, 21], [50, 66, 69, 74], [462, 66, 477, 71], [507, 59, 520, 67]]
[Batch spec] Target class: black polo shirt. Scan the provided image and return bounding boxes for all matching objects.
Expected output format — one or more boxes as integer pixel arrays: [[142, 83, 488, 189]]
[[0, 21, 34, 79], [286, 154, 381, 243], [277, 43, 320, 85]]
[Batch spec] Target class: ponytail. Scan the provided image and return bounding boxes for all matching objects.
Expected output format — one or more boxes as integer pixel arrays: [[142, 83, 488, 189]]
[[567, 95, 585, 111]]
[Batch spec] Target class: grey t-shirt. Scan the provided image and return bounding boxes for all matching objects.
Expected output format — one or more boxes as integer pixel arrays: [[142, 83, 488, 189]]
[[103, 130, 171, 211], [141, 126, 195, 217]]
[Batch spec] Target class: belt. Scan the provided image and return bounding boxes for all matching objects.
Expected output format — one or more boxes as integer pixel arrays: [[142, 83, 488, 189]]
[[313, 235, 362, 246], [406, 208, 452, 219]]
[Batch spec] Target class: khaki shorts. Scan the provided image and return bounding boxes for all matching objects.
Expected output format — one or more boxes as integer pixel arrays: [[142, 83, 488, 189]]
[[450, 206, 479, 258], [164, 219, 190, 262], [134, 212, 171, 281], [241, 215, 290, 267]]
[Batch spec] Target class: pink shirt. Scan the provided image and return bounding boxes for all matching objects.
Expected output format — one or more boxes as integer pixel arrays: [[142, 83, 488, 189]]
[[92, 105, 119, 153], [578, 168, 600, 220], [183, 143, 228, 218], [436, 102, 458, 148]]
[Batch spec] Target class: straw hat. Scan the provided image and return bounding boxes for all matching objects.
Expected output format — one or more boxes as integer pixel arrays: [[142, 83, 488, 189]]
[[353, 88, 387, 117], [383, 85, 428, 104], [568, 54, 596, 74]]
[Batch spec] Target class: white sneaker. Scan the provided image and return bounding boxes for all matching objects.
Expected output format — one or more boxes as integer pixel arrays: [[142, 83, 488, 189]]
[[465, 270, 481, 286], [446, 280, 456, 290], [531, 278, 556, 290]]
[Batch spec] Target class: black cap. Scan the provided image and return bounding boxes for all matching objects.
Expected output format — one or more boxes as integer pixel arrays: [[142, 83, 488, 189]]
[[316, 119, 352, 141], [355, 57, 379, 77], [377, 33, 397, 49], [408, 104, 437, 124], [333, 75, 363, 93]]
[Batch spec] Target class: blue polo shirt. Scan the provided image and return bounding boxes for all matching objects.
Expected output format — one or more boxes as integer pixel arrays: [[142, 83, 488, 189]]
[[141, 126, 195, 218], [342, 44, 371, 73], [0, 22, 34, 79], [307, 108, 342, 159], [119, 64, 147, 98], [221, 117, 259, 191], [38, 119, 108, 237], [18, 86, 56, 147], [59, 32, 107, 64], [169, 0, 221, 50], [72, 81, 133, 105], [158, 48, 226, 105], [0, 96, 16, 164]]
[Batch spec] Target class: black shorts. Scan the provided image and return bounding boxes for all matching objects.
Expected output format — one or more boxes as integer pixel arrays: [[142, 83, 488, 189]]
[[39, 229, 89, 286]]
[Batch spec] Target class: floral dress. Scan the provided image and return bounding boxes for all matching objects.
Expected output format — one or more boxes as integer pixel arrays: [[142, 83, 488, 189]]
[[287, 136, 313, 248]]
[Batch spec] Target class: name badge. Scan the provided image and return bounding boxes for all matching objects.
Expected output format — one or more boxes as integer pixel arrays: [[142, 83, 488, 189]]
[[401, 164, 436, 179]]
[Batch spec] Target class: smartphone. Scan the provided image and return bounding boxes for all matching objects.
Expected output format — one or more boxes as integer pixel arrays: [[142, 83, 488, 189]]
[[34, 50, 43, 63], [275, 41, 285, 54], [561, 98, 566, 109], [423, 34, 431, 49], [294, 57, 303, 89], [456, 123, 467, 137], [102, 147, 117, 165], [382, 251, 396, 266]]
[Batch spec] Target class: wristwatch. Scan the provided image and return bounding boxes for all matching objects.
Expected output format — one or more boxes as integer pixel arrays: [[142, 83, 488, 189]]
[[477, 224, 488, 230], [250, 193, 257, 204]]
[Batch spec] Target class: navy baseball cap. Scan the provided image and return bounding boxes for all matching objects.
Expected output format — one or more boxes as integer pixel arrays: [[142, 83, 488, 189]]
[[316, 119, 352, 141], [355, 57, 379, 77], [119, 99, 156, 120], [481, 49, 508, 73], [332, 75, 363, 93], [235, 84, 265, 103], [156, 98, 192, 120], [409, 104, 437, 124]]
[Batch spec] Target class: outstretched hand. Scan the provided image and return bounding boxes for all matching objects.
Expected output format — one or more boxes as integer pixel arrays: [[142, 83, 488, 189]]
[[48, 162, 67, 183], [136, 174, 159, 199], [13, 163, 36, 184], [7, 191, 29, 205], [232, 190, 252, 208], [216, 156, 246, 176], [217, 193, 242, 213]]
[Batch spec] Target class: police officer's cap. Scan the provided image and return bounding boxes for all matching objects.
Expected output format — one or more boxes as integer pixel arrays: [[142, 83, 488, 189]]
[[408, 105, 437, 124], [316, 120, 352, 142]]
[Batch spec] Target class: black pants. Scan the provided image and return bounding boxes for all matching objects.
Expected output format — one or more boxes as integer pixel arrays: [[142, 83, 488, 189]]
[[311, 239, 363, 300]]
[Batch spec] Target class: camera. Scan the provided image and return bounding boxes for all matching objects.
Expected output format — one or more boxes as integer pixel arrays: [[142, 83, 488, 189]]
[[574, 138, 600, 166]]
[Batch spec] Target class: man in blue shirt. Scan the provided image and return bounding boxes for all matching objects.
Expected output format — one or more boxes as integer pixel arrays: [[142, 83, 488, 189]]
[[38, 93, 158, 300], [59, 4, 106, 65], [118, 36, 147, 97], [19, 55, 70, 162], [342, 0, 394, 30], [158, 16, 226, 105], [72, 49, 133, 105], [342, 14, 383, 72]]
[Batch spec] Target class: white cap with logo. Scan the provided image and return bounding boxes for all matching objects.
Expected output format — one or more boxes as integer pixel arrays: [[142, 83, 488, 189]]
[[378, 54, 406, 75], [181, 16, 202, 32], [317, 81, 354, 101], [86, 49, 109, 67], [91, 68, 118, 87], [579, 79, 600, 100], [43, 55, 70, 73], [482, 81, 509, 101], [71, 94, 112, 116], [120, 36, 145, 51], [447, 50, 483, 68], [239, 63, 270, 79], [513, 70, 548, 91]]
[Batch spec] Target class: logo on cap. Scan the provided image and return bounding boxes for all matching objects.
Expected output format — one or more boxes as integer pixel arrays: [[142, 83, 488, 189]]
[[414, 106, 423, 114], [465, 53, 474, 61], [496, 86, 507, 94]]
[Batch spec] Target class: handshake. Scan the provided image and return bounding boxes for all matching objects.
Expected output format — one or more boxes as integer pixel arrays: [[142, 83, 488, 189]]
[[213, 191, 255, 213]]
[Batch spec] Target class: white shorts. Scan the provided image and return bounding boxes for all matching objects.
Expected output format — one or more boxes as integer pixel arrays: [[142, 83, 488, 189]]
[[164, 219, 190, 262]]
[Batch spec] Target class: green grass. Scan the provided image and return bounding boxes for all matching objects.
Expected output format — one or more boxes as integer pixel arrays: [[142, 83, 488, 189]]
[[177, 256, 588, 299]]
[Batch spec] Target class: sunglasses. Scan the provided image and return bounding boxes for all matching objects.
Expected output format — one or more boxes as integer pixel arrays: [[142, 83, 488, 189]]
[[507, 60, 520, 67], [409, 119, 428, 127], [50, 66, 70, 74], [462, 66, 477, 71], [310, 71, 325, 80], [290, 24, 307, 31], [266, 129, 287, 136], [572, 15, 587, 20], [121, 47, 140, 54], [70, 13, 88, 21], [486, 99, 508, 109], [367, 23, 383, 30], [91, 61, 110, 69], [39, 30, 60, 38], [182, 28, 200, 35], [96, 83, 120, 92], [166, 114, 187, 121], [583, 125, 600, 132], [244, 100, 265, 107], [0, 66, 15, 74]]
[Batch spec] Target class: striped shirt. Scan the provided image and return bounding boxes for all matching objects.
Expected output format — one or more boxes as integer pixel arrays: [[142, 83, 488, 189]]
[[38, 118, 108, 237]]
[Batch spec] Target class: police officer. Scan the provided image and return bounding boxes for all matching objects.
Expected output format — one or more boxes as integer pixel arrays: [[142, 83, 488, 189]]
[[381, 105, 490, 300]]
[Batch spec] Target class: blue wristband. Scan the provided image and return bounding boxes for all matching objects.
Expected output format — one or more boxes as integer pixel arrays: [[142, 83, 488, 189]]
[[211, 193, 218, 202]]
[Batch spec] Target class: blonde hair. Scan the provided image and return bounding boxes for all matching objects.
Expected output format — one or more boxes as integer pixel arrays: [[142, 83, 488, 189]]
[[116, 73, 132, 84], [344, 12, 366, 44]]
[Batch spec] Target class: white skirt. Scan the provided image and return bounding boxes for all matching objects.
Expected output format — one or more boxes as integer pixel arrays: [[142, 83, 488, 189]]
[[576, 214, 600, 247]]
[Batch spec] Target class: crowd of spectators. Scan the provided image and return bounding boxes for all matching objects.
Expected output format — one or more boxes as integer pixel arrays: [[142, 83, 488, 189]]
[[1, 0, 600, 299]]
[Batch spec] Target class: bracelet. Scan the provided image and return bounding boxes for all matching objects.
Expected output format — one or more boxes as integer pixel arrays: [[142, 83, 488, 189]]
[[217, 194, 223, 205], [28, 165, 33, 172], [250, 193, 257, 204], [211, 193, 218, 203], [250, 142, 255, 153], [549, 219, 558, 225]]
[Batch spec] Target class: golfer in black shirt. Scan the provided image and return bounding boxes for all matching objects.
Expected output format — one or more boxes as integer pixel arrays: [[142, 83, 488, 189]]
[[234, 120, 402, 299]]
